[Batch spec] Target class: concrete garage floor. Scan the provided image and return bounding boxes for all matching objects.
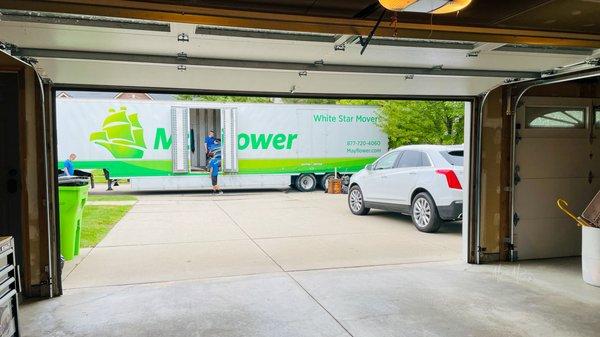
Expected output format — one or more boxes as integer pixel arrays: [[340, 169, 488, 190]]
[[21, 191, 600, 336]]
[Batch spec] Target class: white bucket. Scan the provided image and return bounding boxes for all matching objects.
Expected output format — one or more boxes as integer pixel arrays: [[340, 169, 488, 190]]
[[582, 226, 600, 286]]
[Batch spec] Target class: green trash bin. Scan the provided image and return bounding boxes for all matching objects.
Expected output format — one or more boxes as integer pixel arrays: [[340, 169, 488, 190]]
[[58, 178, 90, 261]]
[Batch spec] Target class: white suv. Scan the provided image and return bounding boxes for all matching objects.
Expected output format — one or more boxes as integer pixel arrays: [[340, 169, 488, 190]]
[[347, 145, 464, 232]]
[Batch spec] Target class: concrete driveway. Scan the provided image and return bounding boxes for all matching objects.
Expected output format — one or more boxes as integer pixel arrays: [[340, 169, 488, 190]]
[[22, 191, 600, 337], [62, 190, 461, 289]]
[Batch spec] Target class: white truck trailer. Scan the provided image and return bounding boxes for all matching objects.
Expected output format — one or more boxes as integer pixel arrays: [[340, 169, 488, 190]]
[[56, 98, 388, 191]]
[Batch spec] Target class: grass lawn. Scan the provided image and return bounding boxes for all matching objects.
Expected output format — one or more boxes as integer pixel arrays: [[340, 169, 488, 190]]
[[80, 205, 133, 247], [87, 194, 138, 202]]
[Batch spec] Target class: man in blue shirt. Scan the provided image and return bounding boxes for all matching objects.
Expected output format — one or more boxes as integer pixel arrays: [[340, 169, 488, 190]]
[[205, 130, 216, 169], [205, 130, 216, 152], [62, 153, 95, 188], [208, 154, 223, 195], [64, 153, 76, 175]]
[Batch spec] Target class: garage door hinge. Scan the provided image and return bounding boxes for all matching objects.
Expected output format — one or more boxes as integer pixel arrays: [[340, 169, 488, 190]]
[[513, 213, 520, 226], [477, 246, 486, 252], [515, 132, 521, 145], [514, 166, 521, 186], [589, 171, 594, 184]]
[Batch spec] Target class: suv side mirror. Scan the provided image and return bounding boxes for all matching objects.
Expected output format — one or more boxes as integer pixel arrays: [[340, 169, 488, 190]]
[[365, 164, 374, 171]]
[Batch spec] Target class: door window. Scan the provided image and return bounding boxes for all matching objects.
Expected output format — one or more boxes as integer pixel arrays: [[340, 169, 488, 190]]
[[397, 150, 425, 168], [374, 151, 400, 170], [440, 150, 463, 166], [595, 108, 600, 128], [525, 106, 586, 129], [421, 152, 432, 167]]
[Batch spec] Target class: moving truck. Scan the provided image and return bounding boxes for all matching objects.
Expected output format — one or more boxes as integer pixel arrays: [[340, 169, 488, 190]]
[[56, 98, 388, 191]]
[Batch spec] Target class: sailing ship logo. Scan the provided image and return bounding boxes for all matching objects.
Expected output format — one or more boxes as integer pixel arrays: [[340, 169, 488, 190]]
[[89, 106, 147, 158]]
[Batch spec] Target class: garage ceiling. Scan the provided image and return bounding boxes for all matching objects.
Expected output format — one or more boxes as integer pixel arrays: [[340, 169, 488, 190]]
[[2, 0, 600, 47], [141, 0, 600, 34], [0, 1, 599, 96]]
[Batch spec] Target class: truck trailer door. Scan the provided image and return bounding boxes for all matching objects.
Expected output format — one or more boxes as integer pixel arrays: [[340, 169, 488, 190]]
[[221, 108, 238, 173], [171, 106, 190, 174]]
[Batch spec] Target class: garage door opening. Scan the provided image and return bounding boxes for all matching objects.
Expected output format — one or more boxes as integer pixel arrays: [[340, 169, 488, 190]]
[[51, 90, 470, 291], [4, 1, 600, 335]]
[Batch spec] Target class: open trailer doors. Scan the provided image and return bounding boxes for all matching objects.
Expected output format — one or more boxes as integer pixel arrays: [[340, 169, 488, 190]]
[[171, 106, 190, 174], [220, 107, 238, 173], [170, 106, 237, 174]]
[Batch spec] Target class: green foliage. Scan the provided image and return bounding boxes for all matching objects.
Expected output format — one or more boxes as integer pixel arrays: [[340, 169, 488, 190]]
[[339, 99, 465, 148], [281, 98, 338, 105], [175, 95, 338, 105], [175, 95, 272, 103]]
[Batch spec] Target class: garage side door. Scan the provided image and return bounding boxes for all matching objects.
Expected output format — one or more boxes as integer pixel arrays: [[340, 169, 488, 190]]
[[514, 98, 592, 259]]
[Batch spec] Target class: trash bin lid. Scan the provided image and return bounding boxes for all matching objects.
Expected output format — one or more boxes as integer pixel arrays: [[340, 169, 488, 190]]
[[58, 176, 90, 186]]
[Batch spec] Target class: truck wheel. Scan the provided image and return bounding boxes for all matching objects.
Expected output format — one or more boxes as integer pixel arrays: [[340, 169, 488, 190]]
[[295, 174, 317, 192], [411, 192, 441, 233], [348, 185, 370, 215], [320, 173, 334, 190]]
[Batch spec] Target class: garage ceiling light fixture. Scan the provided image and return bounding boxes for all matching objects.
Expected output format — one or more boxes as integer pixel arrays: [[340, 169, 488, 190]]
[[360, 1, 471, 55], [379, 0, 472, 14]]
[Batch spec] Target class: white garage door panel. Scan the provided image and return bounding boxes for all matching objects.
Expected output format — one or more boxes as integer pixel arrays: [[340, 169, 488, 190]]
[[33, 58, 503, 96], [515, 218, 582, 259], [516, 138, 589, 179], [515, 178, 592, 220], [514, 97, 593, 260]]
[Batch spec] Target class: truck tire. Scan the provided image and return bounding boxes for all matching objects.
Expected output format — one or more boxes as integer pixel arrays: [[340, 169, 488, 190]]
[[320, 173, 334, 190], [411, 192, 441, 233], [295, 174, 317, 192], [348, 185, 370, 215]]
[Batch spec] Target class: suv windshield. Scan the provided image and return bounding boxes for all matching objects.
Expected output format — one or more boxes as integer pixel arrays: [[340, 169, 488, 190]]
[[440, 150, 463, 166]]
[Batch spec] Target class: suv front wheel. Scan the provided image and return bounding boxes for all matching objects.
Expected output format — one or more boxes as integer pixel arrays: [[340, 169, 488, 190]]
[[348, 185, 370, 215], [411, 192, 441, 233]]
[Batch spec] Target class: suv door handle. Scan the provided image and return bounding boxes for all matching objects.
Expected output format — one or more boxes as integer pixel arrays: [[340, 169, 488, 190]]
[[409, 172, 416, 175]]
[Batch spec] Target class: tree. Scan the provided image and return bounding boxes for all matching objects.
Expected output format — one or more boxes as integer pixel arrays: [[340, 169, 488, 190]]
[[175, 95, 341, 105], [339, 100, 464, 148], [281, 98, 338, 105], [175, 95, 272, 103]]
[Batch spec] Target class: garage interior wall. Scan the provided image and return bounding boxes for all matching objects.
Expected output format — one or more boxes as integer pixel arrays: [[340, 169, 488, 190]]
[[474, 86, 512, 262], [0, 51, 59, 298]]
